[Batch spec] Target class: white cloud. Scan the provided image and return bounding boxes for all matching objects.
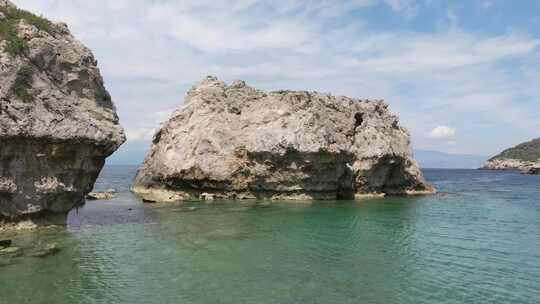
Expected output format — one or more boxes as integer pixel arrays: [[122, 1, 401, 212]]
[[429, 126, 457, 140], [346, 32, 539, 74], [384, 0, 421, 18], [10, 0, 540, 156], [126, 128, 156, 142]]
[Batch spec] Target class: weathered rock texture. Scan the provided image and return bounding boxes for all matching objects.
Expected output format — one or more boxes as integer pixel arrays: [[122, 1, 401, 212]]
[[0, 1, 125, 227], [480, 138, 540, 175], [133, 76, 434, 202]]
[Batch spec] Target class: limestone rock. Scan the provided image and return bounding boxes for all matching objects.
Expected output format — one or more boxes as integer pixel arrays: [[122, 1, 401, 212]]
[[480, 158, 533, 171], [86, 189, 116, 200], [133, 76, 434, 202], [0, 2, 125, 225]]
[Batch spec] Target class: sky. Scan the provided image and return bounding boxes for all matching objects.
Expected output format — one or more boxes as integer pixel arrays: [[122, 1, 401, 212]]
[[12, 0, 540, 164]]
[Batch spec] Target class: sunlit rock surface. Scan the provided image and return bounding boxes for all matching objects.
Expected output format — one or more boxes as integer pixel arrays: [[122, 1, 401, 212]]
[[133, 76, 433, 202], [0, 0, 125, 228]]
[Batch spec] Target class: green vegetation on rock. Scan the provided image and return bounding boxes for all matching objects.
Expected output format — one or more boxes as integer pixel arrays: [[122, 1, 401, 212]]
[[95, 86, 112, 103], [490, 138, 540, 162], [0, 4, 51, 56]]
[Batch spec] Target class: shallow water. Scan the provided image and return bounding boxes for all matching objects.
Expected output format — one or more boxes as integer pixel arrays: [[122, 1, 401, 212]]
[[1, 166, 540, 303]]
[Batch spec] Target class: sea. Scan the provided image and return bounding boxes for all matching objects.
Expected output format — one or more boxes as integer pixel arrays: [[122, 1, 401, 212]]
[[1, 166, 539, 304]]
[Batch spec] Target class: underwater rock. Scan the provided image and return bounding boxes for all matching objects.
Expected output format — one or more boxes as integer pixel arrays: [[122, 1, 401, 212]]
[[30, 243, 60, 258], [0, 239, 11, 248], [0, 246, 19, 255]]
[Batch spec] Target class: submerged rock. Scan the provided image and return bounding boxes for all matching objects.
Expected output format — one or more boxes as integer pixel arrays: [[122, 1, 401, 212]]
[[480, 138, 540, 174], [133, 76, 434, 202], [171, 206, 201, 213], [0, 1, 125, 227], [0, 246, 19, 255], [30, 243, 60, 258], [0, 239, 11, 248]]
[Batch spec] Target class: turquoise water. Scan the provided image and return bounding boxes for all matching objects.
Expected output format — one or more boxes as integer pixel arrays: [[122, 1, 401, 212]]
[[1, 166, 540, 303]]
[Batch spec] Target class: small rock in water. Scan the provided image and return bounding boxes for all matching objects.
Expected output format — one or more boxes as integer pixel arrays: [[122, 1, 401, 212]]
[[257, 202, 272, 209], [0, 247, 20, 255], [173, 206, 201, 213], [0, 240, 12, 249], [31, 244, 61, 258], [86, 190, 116, 200], [200, 193, 216, 201]]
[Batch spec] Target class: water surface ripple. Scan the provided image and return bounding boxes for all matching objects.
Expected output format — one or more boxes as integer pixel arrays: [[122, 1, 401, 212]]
[[1, 167, 539, 303]]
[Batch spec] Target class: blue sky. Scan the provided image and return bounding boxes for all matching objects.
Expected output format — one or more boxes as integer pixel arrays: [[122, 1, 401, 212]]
[[14, 0, 540, 164]]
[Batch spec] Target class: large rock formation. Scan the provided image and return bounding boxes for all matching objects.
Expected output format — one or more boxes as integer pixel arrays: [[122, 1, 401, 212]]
[[0, 1, 125, 228], [480, 138, 540, 174], [133, 76, 434, 202]]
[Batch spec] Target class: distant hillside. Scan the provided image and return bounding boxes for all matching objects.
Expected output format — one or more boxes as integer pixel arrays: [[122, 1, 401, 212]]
[[414, 150, 487, 169], [489, 138, 540, 162]]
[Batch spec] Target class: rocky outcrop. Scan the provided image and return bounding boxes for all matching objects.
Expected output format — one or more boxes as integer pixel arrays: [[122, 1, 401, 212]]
[[0, 1, 125, 228], [480, 138, 540, 174], [86, 189, 116, 200], [132, 76, 434, 202], [480, 158, 534, 171]]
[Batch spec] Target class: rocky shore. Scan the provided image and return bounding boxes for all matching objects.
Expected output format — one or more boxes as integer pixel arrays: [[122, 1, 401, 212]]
[[0, 0, 125, 229], [480, 138, 540, 175], [480, 158, 540, 174], [133, 76, 434, 202]]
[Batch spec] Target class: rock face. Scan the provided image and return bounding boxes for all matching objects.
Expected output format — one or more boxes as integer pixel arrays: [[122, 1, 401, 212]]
[[133, 76, 434, 202], [480, 138, 540, 174], [0, 1, 125, 226]]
